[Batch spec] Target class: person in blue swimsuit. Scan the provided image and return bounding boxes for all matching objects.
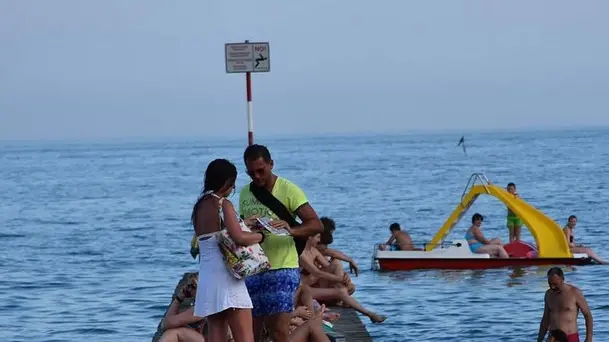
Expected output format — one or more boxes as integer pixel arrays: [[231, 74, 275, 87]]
[[465, 213, 509, 258]]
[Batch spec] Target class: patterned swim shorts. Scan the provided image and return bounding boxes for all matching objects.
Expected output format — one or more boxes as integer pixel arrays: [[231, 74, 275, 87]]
[[245, 268, 300, 317]]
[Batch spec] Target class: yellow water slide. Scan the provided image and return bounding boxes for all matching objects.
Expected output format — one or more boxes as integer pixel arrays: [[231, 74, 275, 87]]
[[426, 182, 571, 258]]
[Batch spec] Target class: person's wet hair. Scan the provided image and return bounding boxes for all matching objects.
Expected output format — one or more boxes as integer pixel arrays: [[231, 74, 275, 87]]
[[550, 329, 569, 342], [320, 231, 334, 245], [568, 215, 577, 221], [243, 144, 272, 164], [321, 217, 336, 233], [389, 223, 401, 231], [547, 267, 564, 280], [191, 158, 237, 225], [507, 182, 516, 188], [472, 213, 483, 223]]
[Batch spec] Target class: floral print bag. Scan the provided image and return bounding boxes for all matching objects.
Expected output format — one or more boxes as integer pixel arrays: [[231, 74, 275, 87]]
[[214, 196, 271, 279]]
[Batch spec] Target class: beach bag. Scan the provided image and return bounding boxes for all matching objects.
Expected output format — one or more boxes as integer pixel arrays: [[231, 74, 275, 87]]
[[213, 195, 271, 279]]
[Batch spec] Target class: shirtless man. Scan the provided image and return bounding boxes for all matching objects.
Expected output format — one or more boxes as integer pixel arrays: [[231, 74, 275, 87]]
[[563, 215, 608, 264], [379, 223, 422, 251], [537, 267, 593, 342]]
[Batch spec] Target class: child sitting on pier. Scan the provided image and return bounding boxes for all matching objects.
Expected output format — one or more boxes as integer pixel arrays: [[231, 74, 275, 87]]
[[298, 231, 387, 323]]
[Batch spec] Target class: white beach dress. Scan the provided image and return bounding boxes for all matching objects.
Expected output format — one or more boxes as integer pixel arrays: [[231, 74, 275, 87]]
[[194, 194, 253, 317]]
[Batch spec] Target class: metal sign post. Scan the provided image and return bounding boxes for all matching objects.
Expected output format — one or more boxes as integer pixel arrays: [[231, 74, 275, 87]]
[[225, 40, 271, 146]]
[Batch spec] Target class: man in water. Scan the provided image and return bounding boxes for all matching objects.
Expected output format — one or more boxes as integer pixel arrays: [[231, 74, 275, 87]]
[[379, 223, 422, 251], [239, 144, 323, 342], [563, 215, 608, 264], [537, 267, 593, 342]]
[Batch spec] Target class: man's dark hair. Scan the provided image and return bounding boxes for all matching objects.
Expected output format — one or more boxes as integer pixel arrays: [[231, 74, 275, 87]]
[[568, 215, 577, 221], [549, 329, 569, 342], [243, 144, 272, 163], [389, 223, 401, 231], [507, 182, 516, 188], [321, 217, 336, 233], [472, 213, 484, 223], [547, 267, 564, 279]]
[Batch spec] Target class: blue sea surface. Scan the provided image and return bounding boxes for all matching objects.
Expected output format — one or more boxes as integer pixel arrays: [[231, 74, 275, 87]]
[[1, 128, 609, 341]]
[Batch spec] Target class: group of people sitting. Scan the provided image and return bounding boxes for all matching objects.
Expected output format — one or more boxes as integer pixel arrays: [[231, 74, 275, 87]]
[[377, 182, 606, 264], [156, 144, 385, 342]]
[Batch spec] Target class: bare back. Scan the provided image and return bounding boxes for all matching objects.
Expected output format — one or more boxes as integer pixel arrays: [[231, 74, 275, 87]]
[[193, 196, 223, 236], [546, 285, 580, 335], [395, 231, 415, 250]]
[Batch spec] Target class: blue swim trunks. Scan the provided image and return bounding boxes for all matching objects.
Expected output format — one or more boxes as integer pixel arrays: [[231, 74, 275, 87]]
[[245, 268, 300, 317]]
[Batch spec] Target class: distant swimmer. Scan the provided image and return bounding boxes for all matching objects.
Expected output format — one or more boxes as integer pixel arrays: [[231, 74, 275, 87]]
[[537, 267, 593, 342], [379, 223, 422, 251], [563, 215, 608, 264], [506, 182, 523, 242]]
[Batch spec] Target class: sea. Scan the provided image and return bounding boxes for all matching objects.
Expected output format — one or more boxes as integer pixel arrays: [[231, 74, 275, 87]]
[[1, 128, 609, 342]]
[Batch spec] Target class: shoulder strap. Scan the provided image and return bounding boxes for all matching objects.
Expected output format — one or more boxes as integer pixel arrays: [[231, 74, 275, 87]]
[[249, 182, 306, 255], [207, 192, 225, 230], [249, 183, 298, 226]]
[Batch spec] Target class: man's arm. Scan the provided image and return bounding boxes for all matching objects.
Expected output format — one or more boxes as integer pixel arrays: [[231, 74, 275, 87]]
[[575, 287, 593, 342], [289, 203, 323, 237], [537, 291, 550, 342]]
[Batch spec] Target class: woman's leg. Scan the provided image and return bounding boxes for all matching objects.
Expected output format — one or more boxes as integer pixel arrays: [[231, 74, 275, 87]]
[[571, 246, 608, 264], [207, 311, 229, 342], [226, 308, 255, 342], [310, 287, 386, 323], [477, 244, 509, 259], [159, 328, 206, 342]]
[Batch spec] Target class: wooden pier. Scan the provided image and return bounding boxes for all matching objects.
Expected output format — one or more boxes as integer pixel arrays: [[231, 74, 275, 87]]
[[152, 272, 372, 342]]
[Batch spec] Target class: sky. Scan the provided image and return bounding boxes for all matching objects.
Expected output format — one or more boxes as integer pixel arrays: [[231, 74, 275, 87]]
[[1, 0, 608, 141]]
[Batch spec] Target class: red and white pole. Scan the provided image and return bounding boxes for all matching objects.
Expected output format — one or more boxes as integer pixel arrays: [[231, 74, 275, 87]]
[[246, 71, 253, 146], [245, 40, 254, 146]]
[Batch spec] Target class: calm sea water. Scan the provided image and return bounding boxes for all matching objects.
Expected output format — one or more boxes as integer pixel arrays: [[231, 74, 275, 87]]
[[2, 128, 609, 342]]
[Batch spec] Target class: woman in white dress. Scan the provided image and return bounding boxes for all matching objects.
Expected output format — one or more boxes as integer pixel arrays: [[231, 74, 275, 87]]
[[191, 158, 265, 342]]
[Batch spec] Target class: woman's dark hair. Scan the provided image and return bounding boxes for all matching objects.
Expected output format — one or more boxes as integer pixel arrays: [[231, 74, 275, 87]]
[[472, 213, 483, 223], [191, 159, 237, 225]]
